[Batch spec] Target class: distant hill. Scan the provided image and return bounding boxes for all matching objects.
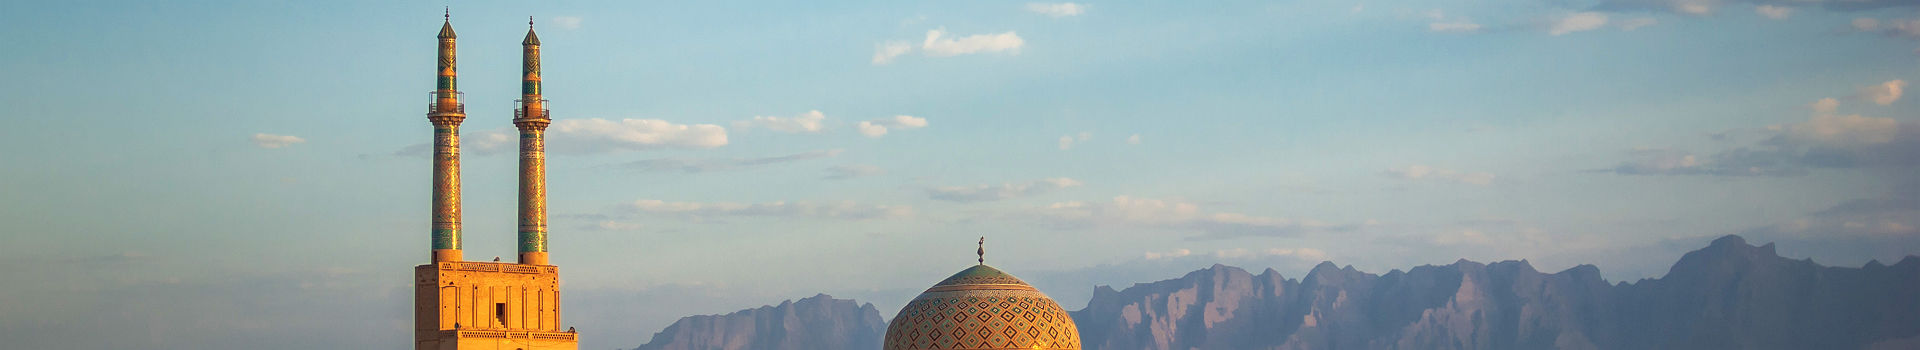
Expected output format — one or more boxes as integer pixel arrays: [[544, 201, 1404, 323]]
[[631, 294, 884, 350], [633, 235, 1920, 350]]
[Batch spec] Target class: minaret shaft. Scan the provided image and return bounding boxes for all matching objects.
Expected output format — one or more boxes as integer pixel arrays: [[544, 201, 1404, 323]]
[[517, 25, 550, 265], [429, 19, 465, 263]]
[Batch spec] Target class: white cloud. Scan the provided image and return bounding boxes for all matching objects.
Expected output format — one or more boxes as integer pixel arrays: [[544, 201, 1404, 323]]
[[1864, 80, 1907, 105], [1788, 114, 1902, 145], [1795, 94, 1900, 145], [1383, 165, 1496, 185], [549, 118, 729, 152], [1420, 8, 1489, 33], [1619, 17, 1658, 30], [1143, 248, 1192, 260], [1423, 9, 1482, 34], [1027, 196, 1366, 238], [1674, 1, 1713, 15], [1550, 12, 1610, 35], [928, 177, 1083, 202], [872, 41, 912, 65], [855, 115, 928, 137], [1812, 97, 1840, 114], [1126, 134, 1142, 145], [733, 110, 826, 133], [856, 122, 883, 137], [857, 122, 888, 137], [552, 16, 583, 29], [629, 199, 912, 221], [1755, 5, 1791, 19], [1429, 21, 1483, 33], [250, 133, 305, 149], [824, 164, 884, 180], [1026, 3, 1087, 17], [466, 130, 516, 154], [1058, 132, 1092, 150], [886, 115, 929, 128], [922, 29, 1024, 57]]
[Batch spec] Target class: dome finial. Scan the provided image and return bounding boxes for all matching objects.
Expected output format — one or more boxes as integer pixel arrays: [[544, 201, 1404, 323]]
[[977, 237, 985, 265], [529, 16, 535, 29], [444, 7, 449, 21]]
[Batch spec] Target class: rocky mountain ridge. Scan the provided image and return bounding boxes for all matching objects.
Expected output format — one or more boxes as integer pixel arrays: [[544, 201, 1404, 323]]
[[1071, 235, 1920, 349], [632, 235, 1920, 350], [631, 294, 885, 350]]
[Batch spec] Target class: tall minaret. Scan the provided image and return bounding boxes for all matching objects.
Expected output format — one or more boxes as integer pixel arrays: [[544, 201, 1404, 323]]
[[516, 17, 551, 265], [429, 9, 466, 263]]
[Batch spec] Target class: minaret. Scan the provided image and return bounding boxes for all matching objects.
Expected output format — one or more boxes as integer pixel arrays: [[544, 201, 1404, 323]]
[[516, 17, 551, 265], [429, 9, 466, 263]]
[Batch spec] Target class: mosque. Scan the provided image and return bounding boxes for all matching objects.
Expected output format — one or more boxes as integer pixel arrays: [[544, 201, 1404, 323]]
[[409, 12, 1079, 350]]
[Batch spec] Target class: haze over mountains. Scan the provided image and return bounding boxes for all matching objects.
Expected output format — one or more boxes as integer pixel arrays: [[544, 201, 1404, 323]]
[[630, 235, 1920, 350]]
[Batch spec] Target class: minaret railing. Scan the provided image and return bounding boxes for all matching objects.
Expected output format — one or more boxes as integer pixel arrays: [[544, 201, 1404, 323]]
[[428, 91, 467, 114], [513, 99, 548, 120]]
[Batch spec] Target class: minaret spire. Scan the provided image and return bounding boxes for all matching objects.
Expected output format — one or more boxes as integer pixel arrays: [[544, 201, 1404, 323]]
[[428, 10, 466, 263], [516, 18, 551, 265], [978, 237, 985, 265]]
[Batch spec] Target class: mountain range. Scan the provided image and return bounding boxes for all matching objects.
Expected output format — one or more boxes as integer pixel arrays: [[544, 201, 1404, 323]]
[[632, 294, 885, 350], [630, 235, 1920, 350]]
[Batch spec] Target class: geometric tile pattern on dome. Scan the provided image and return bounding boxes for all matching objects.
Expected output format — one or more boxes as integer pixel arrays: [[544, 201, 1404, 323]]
[[885, 289, 1080, 350], [931, 265, 1032, 288], [886, 264, 1080, 350]]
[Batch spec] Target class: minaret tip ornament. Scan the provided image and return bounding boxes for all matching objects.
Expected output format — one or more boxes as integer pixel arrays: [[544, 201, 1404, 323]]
[[977, 237, 985, 265], [530, 16, 535, 28], [444, 7, 449, 21]]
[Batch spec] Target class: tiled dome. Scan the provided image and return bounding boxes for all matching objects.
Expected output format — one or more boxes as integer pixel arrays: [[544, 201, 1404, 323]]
[[884, 264, 1080, 350]]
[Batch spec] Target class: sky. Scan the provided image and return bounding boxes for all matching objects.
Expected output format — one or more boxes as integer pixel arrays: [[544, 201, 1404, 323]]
[[1, 0, 1918, 349]]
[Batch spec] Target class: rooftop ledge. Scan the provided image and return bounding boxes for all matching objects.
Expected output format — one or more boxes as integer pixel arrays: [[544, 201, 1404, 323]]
[[418, 261, 556, 275]]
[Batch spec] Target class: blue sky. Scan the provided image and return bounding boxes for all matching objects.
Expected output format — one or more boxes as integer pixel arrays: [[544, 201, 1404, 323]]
[[2, 0, 1918, 348]]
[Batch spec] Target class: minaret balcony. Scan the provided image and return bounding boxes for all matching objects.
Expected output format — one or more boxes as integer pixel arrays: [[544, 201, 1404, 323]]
[[427, 91, 467, 115], [515, 99, 550, 123]]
